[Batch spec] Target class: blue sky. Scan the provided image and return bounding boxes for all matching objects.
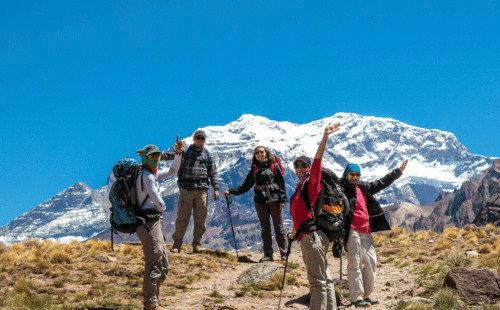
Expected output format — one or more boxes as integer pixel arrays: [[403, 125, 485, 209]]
[[1, 0, 499, 227]]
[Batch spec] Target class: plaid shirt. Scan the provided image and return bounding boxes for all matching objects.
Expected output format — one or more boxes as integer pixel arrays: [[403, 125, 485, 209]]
[[175, 144, 219, 191]]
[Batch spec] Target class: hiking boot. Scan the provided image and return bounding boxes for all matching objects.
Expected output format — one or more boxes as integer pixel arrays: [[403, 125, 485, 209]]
[[259, 254, 274, 262], [352, 300, 370, 307], [280, 254, 287, 261], [193, 245, 205, 253], [170, 246, 181, 253], [364, 297, 378, 305]]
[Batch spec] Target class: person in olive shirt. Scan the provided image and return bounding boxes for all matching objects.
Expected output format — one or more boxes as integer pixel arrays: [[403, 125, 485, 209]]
[[171, 130, 219, 253]]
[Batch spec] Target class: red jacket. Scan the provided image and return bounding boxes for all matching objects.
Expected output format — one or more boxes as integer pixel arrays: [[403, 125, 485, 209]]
[[290, 159, 322, 241]]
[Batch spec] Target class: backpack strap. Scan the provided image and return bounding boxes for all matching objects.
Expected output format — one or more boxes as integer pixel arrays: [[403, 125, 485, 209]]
[[139, 171, 150, 209]]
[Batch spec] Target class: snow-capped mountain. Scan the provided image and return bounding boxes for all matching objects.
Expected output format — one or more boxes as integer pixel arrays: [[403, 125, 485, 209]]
[[0, 182, 110, 246], [1, 113, 497, 248]]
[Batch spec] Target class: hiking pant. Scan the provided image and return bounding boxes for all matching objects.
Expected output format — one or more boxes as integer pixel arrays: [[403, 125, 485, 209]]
[[300, 230, 337, 310], [172, 188, 208, 247], [255, 201, 288, 256], [136, 219, 169, 309], [346, 229, 376, 303]]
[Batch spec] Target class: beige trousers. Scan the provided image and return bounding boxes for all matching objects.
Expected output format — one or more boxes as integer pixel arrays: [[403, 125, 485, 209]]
[[300, 230, 337, 310], [346, 229, 377, 303], [136, 219, 169, 308], [172, 188, 208, 247]]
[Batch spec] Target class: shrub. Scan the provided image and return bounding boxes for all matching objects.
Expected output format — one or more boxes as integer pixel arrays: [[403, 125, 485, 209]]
[[415, 230, 436, 241], [443, 227, 460, 239], [433, 287, 460, 310], [388, 226, 408, 238], [208, 289, 222, 298], [0, 241, 6, 256], [432, 237, 450, 251], [480, 243, 494, 254], [444, 252, 472, 268], [478, 253, 500, 273]]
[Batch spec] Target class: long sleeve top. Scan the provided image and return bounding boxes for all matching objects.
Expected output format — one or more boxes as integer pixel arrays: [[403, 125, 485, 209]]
[[228, 160, 287, 203], [136, 154, 181, 213], [290, 158, 322, 241], [177, 144, 219, 191]]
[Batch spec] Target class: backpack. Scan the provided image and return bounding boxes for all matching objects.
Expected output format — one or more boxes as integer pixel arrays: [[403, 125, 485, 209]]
[[298, 168, 350, 244], [253, 156, 284, 179], [108, 158, 150, 234]]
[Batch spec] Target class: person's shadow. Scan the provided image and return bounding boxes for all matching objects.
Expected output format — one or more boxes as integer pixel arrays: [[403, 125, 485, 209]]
[[285, 293, 310, 307]]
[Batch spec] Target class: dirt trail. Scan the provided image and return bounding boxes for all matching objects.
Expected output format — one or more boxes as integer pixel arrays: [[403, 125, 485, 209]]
[[160, 246, 419, 310]]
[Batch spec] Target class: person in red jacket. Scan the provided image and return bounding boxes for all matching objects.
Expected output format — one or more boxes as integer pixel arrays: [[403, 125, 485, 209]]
[[289, 122, 341, 310]]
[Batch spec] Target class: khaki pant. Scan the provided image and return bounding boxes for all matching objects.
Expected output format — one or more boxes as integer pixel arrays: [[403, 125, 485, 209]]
[[172, 188, 208, 247], [346, 229, 376, 303], [136, 219, 169, 308], [300, 230, 337, 310], [255, 201, 287, 256]]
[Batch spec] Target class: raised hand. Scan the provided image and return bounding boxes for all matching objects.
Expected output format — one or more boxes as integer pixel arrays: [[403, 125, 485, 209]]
[[223, 190, 230, 198], [399, 159, 409, 172], [324, 122, 341, 136], [175, 134, 184, 154]]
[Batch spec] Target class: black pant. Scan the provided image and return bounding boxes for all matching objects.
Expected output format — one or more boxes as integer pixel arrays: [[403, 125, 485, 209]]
[[255, 201, 287, 256]]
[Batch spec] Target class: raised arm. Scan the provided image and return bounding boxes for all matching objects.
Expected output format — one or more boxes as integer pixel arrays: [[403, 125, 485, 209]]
[[314, 122, 341, 160]]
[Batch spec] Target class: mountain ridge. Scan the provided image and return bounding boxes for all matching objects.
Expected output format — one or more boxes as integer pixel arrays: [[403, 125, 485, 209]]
[[1, 113, 497, 247]]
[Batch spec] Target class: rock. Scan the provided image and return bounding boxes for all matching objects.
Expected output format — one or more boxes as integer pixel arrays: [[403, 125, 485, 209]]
[[444, 268, 500, 305], [463, 224, 480, 232], [386, 281, 395, 287], [237, 262, 283, 285], [466, 251, 479, 258]]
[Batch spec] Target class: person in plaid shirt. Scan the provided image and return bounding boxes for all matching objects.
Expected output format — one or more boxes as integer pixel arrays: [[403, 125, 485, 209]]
[[171, 129, 219, 253]]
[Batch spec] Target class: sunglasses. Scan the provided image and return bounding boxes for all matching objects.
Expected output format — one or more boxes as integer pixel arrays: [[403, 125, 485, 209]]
[[294, 163, 309, 169], [147, 153, 160, 160], [349, 172, 361, 177], [194, 136, 205, 141]]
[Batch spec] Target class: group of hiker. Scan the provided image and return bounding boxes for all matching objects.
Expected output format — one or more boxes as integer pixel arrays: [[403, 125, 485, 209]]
[[126, 123, 408, 310]]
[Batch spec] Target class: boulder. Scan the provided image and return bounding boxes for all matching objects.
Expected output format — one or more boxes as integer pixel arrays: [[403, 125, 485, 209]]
[[444, 268, 500, 305], [237, 262, 283, 285]]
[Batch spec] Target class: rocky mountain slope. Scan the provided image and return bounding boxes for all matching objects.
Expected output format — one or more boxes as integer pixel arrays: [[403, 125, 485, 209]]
[[413, 159, 500, 232], [0, 113, 497, 247]]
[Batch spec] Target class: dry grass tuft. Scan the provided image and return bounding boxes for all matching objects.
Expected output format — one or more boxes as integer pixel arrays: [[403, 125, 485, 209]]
[[388, 226, 408, 239], [415, 230, 436, 241], [443, 227, 460, 239], [372, 233, 387, 247], [432, 237, 450, 251]]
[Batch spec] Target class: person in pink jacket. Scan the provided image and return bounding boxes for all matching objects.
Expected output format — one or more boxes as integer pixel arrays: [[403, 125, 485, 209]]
[[289, 122, 341, 310]]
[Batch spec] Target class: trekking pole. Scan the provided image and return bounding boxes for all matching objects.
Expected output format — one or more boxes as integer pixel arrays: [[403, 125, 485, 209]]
[[339, 246, 343, 307], [278, 236, 294, 310], [225, 195, 239, 260]]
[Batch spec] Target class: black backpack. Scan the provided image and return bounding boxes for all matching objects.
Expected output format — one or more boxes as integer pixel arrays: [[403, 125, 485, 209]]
[[298, 168, 350, 244], [108, 158, 150, 234]]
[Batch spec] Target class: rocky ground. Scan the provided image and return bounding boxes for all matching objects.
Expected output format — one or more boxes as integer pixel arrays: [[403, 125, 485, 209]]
[[161, 245, 420, 310], [1, 225, 500, 310]]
